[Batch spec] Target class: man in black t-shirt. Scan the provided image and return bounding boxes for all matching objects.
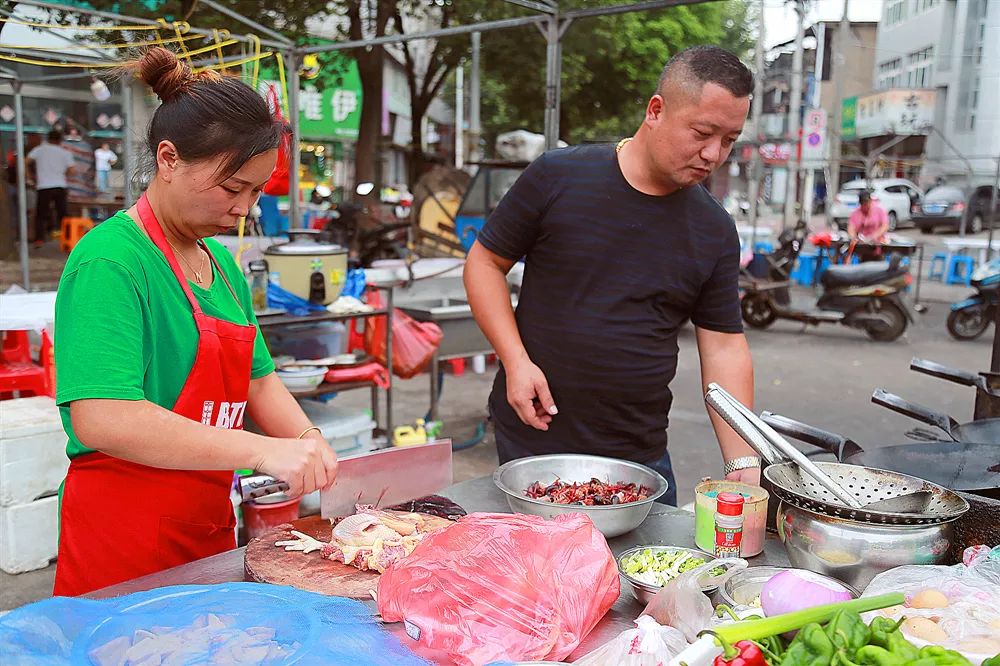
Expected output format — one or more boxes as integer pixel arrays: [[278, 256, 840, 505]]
[[465, 46, 760, 505]]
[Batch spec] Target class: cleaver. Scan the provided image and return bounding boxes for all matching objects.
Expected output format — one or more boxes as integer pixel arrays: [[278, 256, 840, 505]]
[[238, 440, 453, 518]]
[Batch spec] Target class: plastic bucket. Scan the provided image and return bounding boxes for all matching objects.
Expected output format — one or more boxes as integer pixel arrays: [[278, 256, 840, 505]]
[[242, 495, 302, 540]]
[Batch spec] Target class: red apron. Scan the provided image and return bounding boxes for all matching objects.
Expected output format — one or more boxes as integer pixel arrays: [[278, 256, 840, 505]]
[[54, 194, 258, 596]]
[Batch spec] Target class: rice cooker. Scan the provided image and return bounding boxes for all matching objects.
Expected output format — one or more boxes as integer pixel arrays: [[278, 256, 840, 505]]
[[264, 230, 348, 305]]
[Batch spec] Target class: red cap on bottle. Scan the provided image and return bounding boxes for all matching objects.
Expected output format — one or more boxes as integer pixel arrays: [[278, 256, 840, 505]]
[[716, 492, 745, 516]]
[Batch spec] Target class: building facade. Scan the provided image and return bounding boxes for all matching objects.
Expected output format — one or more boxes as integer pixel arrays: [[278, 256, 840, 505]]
[[870, 0, 999, 186]]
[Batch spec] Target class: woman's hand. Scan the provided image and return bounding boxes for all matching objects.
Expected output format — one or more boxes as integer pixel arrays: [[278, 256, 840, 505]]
[[252, 436, 339, 498]]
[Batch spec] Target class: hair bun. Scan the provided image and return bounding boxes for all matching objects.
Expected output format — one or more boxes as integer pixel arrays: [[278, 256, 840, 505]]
[[133, 47, 193, 103]]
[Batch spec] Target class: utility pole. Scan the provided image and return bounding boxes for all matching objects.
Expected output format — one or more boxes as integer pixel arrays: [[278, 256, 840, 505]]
[[455, 63, 465, 169], [748, 0, 766, 250], [783, 0, 806, 229], [469, 31, 482, 164], [828, 0, 850, 225]]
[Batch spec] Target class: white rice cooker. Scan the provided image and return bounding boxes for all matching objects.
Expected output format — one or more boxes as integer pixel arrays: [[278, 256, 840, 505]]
[[263, 230, 348, 305]]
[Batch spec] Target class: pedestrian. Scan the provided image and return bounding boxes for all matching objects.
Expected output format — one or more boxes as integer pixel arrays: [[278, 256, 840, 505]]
[[465, 45, 760, 506], [52, 47, 339, 596], [94, 142, 118, 195], [847, 190, 890, 261], [27, 129, 75, 247]]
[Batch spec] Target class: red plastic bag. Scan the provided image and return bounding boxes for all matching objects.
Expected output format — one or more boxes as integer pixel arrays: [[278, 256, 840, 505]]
[[262, 85, 290, 196], [364, 291, 443, 379], [324, 361, 390, 389], [377, 512, 620, 666]]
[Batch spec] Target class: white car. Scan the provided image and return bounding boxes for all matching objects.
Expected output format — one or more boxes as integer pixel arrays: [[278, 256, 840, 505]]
[[829, 178, 923, 231]]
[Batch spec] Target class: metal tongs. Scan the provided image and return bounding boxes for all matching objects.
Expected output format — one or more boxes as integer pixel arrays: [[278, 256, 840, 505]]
[[704, 383, 864, 510]]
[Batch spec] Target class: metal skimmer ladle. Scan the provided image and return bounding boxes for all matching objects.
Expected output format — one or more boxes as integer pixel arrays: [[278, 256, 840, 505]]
[[705, 384, 936, 514]]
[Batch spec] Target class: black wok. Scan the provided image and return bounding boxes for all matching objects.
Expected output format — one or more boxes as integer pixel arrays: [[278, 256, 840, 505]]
[[871, 389, 1000, 444], [760, 412, 1000, 498]]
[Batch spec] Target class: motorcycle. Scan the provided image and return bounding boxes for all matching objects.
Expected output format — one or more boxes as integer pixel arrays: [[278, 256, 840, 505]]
[[947, 257, 1000, 340], [321, 183, 412, 266], [740, 234, 914, 342]]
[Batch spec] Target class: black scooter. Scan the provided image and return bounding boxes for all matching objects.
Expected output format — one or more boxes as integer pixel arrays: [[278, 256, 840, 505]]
[[739, 227, 914, 341], [947, 257, 999, 340]]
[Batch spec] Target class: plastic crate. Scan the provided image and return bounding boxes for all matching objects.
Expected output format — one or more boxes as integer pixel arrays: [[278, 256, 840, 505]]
[[298, 400, 375, 456]]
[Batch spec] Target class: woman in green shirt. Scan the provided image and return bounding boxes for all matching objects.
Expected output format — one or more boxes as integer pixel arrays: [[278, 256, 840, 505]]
[[53, 48, 339, 596]]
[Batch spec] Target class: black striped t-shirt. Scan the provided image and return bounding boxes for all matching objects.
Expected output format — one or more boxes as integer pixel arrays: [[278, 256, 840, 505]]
[[477, 143, 743, 463]]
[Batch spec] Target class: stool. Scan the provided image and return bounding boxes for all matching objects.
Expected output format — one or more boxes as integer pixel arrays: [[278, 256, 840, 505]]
[[59, 216, 94, 253], [792, 252, 817, 285], [945, 255, 976, 286], [0, 331, 53, 399], [754, 241, 774, 254], [928, 253, 948, 281], [447, 358, 465, 376], [2, 331, 31, 364]]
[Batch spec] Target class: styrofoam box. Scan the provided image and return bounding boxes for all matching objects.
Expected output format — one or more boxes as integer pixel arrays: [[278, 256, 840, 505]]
[[0, 495, 59, 573], [0, 397, 68, 506], [298, 400, 375, 457]]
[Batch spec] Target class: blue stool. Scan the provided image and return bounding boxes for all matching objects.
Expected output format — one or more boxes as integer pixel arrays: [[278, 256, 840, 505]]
[[945, 256, 976, 286], [754, 241, 774, 254], [792, 252, 817, 285], [928, 253, 948, 281]]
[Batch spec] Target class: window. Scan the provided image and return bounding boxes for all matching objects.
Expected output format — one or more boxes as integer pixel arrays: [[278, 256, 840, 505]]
[[913, 0, 939, 14], [885, 0, 908, 27], [877, 58, 903, 89], [906, 46, 934, 88], [955, 0, 987, 131]]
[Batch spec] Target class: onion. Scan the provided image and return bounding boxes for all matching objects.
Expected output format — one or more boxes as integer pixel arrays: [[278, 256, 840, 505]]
[[761, 570, 853, 617]]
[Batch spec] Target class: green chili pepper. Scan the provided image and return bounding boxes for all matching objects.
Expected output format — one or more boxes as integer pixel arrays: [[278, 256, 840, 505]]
[[824, 610, 870, 654], [851, 645, 907, 666], [865, 616, 919, 662], [912, 646, 974, 665], [780, 623, 835, 666], [981, 656, 1000, 666]]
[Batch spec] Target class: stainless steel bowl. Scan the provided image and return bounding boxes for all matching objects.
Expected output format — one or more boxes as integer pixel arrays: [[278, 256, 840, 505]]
[[716, 566, 860, 609], [493, 454, 668, 538], [617, 545, 726, 605], [777, 502, 954, 591]]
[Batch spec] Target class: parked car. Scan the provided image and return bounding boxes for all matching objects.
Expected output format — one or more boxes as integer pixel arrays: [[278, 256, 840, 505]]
[[829, 178, 923, 231], [912, 185, 997, 234]]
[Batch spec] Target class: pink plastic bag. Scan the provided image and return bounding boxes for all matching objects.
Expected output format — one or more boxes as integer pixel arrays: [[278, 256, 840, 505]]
[[377, 512, 620, 666]]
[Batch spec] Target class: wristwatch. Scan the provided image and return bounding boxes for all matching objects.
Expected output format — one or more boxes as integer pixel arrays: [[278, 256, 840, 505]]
[[724, 456, 762, 476]]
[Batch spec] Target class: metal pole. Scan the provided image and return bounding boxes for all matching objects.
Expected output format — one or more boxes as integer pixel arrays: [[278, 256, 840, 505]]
[[197, 0, 293, 46], [121, 79, 135, 207], [543, 16, 560, 149], [13, 81, 29, 289], [385, 286, 394, 438], [988, 155, 999, 260], [828, 0, 849, 225], [455, 62, 464, 169], [287, 51, 301, 229], [747, 0, 765, 250], [469, 31, 482, 164], [783, 0, 805, 229]]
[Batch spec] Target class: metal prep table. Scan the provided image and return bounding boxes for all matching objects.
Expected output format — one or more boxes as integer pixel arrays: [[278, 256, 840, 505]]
[[85, 474, 788, 662]]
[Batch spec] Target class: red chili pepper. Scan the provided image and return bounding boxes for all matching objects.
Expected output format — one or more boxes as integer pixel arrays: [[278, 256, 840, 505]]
[[713, 640, 768, 666]]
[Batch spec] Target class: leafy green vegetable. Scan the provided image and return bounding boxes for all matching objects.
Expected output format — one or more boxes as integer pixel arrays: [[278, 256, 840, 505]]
[[619, 548, 724, 587]]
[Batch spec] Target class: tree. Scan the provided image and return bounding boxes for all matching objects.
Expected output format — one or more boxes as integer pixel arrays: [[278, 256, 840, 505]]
[[476, 0, 754, 151]]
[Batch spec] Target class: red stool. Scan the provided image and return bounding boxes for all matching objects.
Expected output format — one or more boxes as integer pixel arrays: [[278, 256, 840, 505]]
[[0, 330, 54, 399], [2, 330, 31, 363]]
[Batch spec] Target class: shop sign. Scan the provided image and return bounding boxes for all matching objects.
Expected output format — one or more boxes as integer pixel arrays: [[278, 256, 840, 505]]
[[259, 52, 363, 141], [841, 96, 857, 140], [855, 89, 935, 139], [759, 142, 792, 165]]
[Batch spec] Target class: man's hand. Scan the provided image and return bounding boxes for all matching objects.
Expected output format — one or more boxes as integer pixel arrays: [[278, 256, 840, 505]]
[[506, 357, 557, 431], [725, 465, 761, 485]]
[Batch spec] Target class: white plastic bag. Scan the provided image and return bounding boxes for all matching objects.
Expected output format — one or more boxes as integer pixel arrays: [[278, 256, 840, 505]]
[[861, 561, 1000, 663], [641, 558, 748, 642], [574, 615, 689, 666]]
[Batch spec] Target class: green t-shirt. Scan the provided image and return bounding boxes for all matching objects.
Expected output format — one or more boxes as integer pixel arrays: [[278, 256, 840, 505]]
[[54, 212, 275, 459]]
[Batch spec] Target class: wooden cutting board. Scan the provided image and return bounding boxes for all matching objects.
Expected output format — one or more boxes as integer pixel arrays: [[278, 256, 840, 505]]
[[244, 513, 451, 599]]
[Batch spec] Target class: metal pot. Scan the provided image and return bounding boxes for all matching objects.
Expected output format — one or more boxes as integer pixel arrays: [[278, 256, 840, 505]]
[[492, 454, 668, 538], [776, 502, 954, 591], [264, 230, 348, 305]]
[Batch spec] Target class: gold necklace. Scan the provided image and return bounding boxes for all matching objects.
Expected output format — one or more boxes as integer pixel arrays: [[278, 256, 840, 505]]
[[616, 137, 633, 153], [166, 239, 208, 285]]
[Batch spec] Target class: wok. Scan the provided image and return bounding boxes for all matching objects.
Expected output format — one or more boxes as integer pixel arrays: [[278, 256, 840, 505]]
[[871, 389, 1000, 444], [759, 412, 999, 497]]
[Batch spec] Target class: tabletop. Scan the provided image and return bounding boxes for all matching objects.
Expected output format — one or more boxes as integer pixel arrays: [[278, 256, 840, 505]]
[[86, 474, 789, 662], [0, 291, 57, 331]]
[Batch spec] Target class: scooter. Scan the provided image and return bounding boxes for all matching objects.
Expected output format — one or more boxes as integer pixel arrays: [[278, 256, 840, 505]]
[[740, 252, 915, 342], [947, 257, 1000, 340]]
